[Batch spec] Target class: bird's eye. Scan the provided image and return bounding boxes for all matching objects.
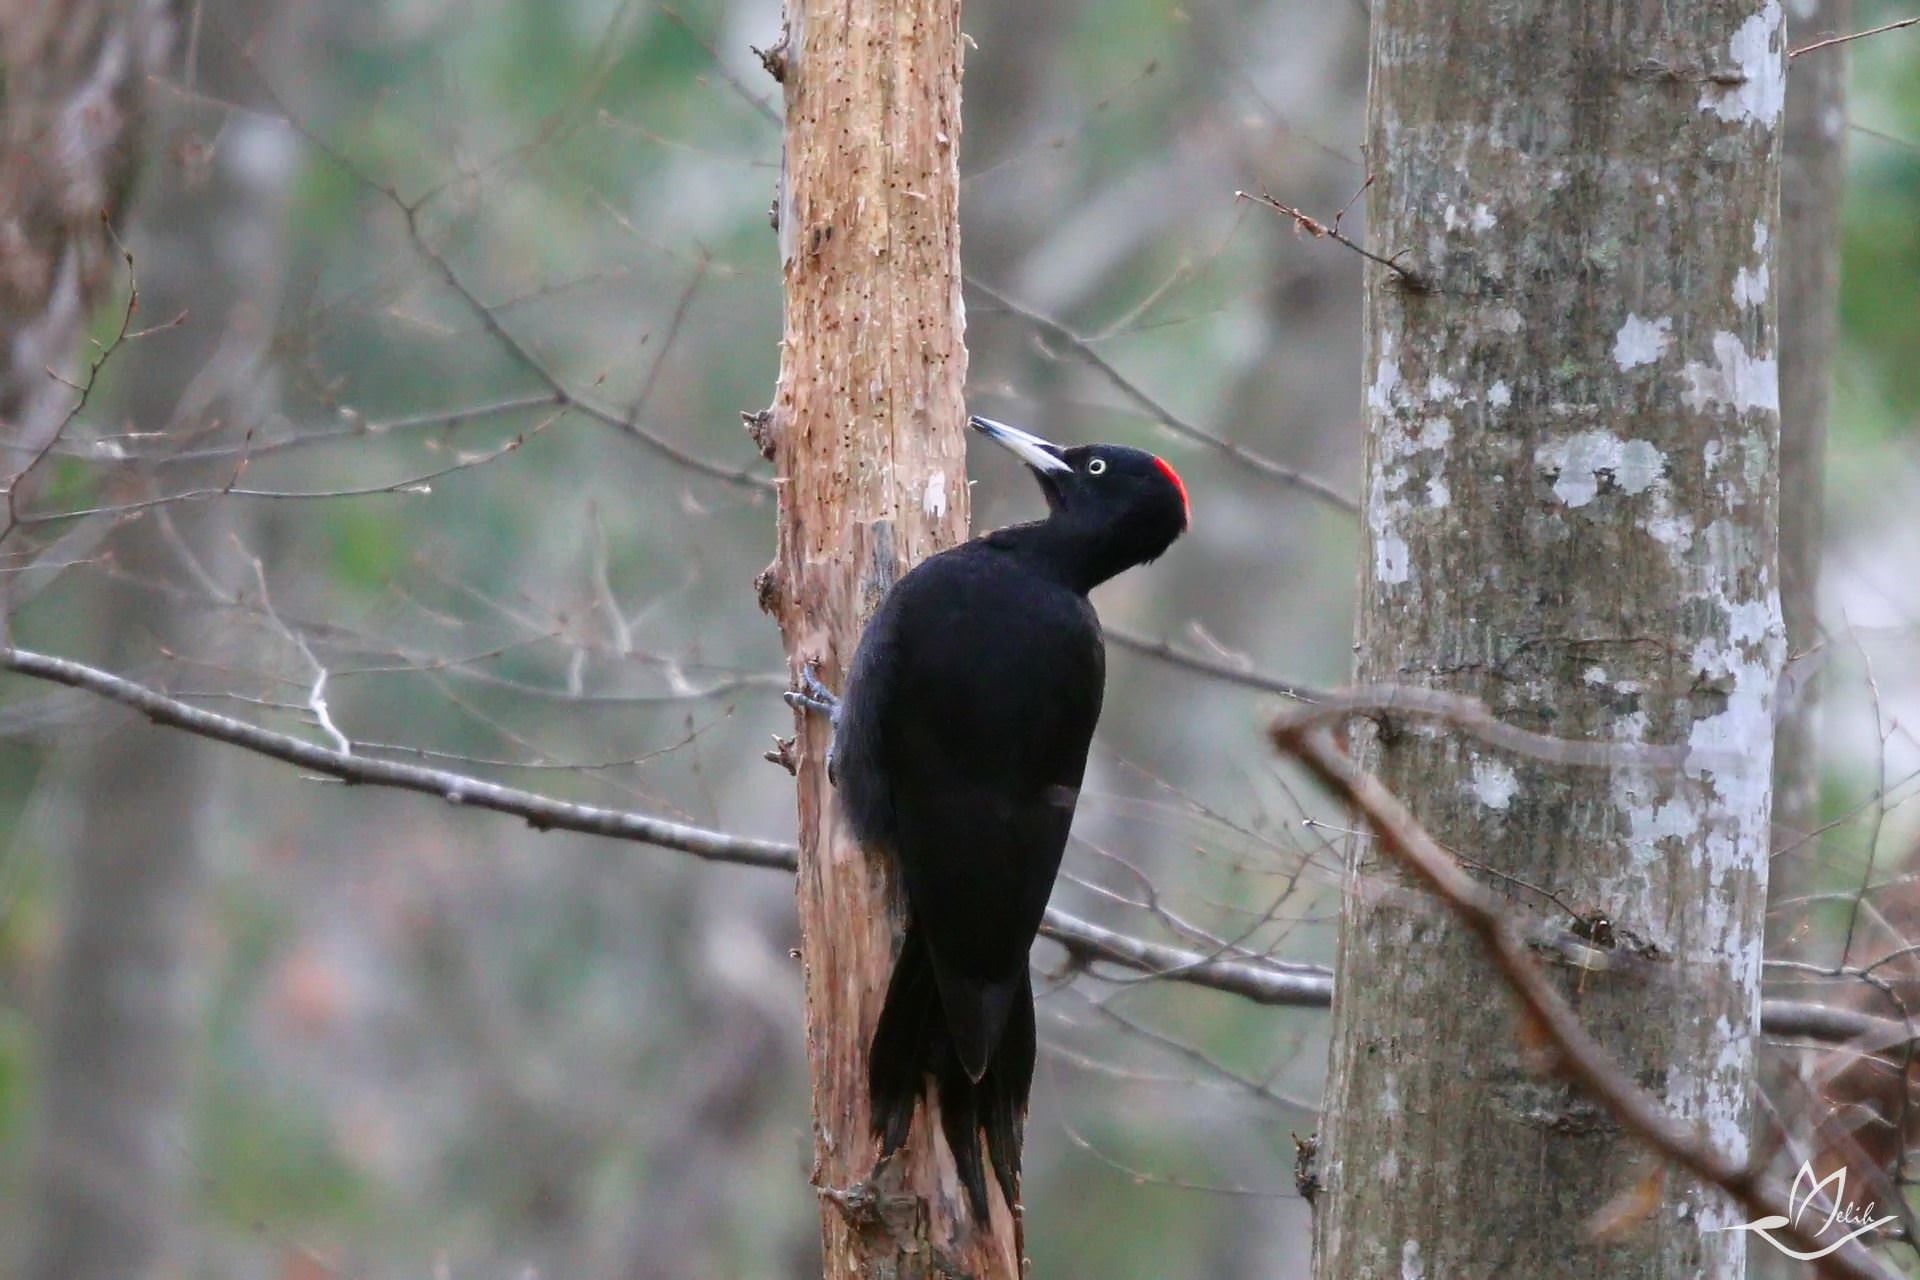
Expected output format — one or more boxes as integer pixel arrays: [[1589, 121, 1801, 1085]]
[[1087, 458, 1108, 475]]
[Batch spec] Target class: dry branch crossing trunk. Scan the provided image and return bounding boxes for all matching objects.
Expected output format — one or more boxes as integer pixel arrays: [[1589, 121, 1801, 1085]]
[[1316, 3, 1785, 1275], [762, 1, 1019, 1275]]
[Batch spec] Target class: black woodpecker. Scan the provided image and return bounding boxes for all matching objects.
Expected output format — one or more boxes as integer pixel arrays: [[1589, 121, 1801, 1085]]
[[788, 414, 1190, 1219]]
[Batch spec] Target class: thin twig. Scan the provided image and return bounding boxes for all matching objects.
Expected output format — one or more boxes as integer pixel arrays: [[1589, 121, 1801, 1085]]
[[1236, 189, 1429, 291], [71, 394, 565, 470], [14, 406, 565, 527], [247, 71, 771, 493], [967, 277, 1357, 514], [0, 236, 154, 549], [1107, 625, 1326, 703], [1790, 15, 1920, 58]]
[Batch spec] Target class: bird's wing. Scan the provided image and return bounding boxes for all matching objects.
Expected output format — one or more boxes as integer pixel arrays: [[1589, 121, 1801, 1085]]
[[874, 555, 1104, 980]]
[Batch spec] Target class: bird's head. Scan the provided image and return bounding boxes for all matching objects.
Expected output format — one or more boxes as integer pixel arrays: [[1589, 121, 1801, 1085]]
[[969, 415, 1189, 580]]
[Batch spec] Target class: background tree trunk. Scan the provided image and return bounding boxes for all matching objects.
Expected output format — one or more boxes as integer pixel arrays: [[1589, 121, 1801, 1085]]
[[764, 2, 1012, 1275], [0, 0, 176, 596], [8, 5, 298, 1277], [1769, 0, 1849, 953], [0, 5, 182, 1278], [1316, 3, 1784, 1275]]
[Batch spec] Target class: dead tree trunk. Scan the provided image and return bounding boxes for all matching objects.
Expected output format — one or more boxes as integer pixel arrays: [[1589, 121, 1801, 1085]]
[[761, 2, 1014, 1275], [1769, 0, 1849, 950], [1316, 4, 1785, 1275]]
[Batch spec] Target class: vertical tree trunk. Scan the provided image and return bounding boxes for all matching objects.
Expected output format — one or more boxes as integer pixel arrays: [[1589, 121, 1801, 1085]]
[[10, 6, 298, 1278], [31, 646, 208, 1280], [0, 0, 176, 611], [763, 2, 1011, 1275], [0, 6, 184, 1279], [1769, 0, 1849, 948], [1317, 4, 1784, 1276]]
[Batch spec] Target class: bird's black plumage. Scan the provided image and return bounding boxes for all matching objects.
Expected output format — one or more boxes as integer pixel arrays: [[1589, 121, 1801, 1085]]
[[827, 415, 1189, 1218]]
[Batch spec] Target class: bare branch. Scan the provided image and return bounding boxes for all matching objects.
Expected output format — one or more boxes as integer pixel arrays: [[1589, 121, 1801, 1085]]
[[0, 644, 796, 870], [967, 276, 1357, 514], [1236, 189, 1430, 291], [1277, 683, 1695, 769], [1269, 715, 1897, 1279], [1106, 625, 1326, 703], [1768, 999, 1917, 1050], [0, 644, 1895, 1056], [1039, 909, 1329, 1008], [0, 246, 145, 551], [67, 393, 565, 471], [1790, 15, 1920, 58], [244, 70, 772, 493], [13, 404, 567, 527]]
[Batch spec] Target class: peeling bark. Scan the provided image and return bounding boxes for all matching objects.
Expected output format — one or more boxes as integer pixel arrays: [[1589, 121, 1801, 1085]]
[[764, 1, 1014, 1275], [1317, 4, 1785, 1275]]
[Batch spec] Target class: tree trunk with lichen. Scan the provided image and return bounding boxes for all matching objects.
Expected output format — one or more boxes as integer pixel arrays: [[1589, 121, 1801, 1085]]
[[761, 2, 1018, 1275], [1768, 0, 1848, 956], [1315, 3, 1784, 1276]]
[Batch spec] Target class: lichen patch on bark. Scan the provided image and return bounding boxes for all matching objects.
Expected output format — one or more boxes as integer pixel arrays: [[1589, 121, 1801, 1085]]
[[1323, 4, 1784, 1275]]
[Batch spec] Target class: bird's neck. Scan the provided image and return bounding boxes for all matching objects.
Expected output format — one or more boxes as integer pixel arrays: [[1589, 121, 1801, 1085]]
[[985, 518, 1135, 595]]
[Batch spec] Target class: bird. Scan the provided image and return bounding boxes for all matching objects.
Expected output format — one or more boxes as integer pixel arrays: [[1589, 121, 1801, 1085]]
[[787, 414, 1190, 1219]]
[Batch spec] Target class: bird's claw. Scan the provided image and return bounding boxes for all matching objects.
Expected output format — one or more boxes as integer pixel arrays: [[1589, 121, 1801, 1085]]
[[784, 663, 840, 721], [815, 1176, 903, 1228], [784, 664, 841, 785], [782, 689, 836, 718]]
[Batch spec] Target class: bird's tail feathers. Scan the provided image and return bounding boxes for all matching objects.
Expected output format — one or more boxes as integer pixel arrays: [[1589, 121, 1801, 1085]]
[[979, 967, 1034, 1214], [934, 959, 1016, 1083], [868, 928, 1036, 1220], [869, 926, 939, 1159]]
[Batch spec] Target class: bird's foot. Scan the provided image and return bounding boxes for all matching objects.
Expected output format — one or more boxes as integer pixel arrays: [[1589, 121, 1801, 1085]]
[[783, 663, 840, 784], [815, 1177, 903, 1229], [783, 663, 840, 720]]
